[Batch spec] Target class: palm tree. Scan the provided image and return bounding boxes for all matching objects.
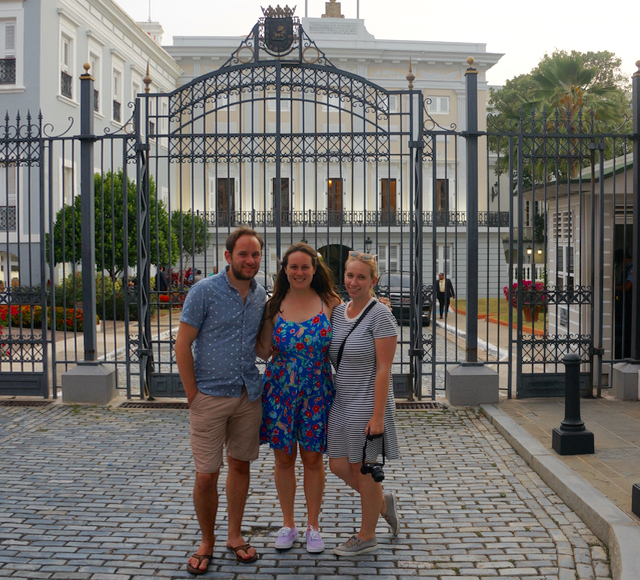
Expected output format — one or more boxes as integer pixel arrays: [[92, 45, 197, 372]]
[[530, 53, 620, 127], [488, 51, 629, 184]]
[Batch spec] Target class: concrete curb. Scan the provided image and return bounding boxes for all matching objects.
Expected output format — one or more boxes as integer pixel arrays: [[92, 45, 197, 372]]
[[435, 319, 509, 361], [481, 404, 640, 580]]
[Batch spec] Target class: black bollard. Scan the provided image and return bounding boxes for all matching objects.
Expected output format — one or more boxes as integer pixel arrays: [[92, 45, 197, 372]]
[[551, 353, 594, 455], [633, 484, 640, 517]]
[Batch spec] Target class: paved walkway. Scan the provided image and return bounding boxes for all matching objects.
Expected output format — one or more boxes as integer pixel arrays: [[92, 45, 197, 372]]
[[0, 403, 610, 580]]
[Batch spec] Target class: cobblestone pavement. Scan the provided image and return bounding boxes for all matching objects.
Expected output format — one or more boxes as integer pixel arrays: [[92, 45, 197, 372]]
[[0, 405, 610, 580]]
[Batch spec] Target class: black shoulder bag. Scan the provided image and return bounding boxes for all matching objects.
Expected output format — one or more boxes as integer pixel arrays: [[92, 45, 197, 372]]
[[335, 300, 377, 370]]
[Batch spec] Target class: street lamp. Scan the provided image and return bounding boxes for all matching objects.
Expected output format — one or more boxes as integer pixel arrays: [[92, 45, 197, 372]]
[[365, 237, 373, 253], [537, 248, 543, 255], [527, 247, 532, 255]]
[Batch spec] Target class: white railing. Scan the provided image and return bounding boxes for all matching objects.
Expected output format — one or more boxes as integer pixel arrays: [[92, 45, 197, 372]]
[[512, 264, 546, 282]]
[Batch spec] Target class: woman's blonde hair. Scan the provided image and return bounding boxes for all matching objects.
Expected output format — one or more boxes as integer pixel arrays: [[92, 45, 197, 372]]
[[345, 252, 378, 297]]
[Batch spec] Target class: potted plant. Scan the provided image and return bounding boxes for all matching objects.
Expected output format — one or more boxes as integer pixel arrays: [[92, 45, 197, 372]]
[[503, 280, 548, 322]]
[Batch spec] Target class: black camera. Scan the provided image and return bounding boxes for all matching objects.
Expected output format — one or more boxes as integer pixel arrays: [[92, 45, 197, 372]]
[[360, 433, 385, 482]]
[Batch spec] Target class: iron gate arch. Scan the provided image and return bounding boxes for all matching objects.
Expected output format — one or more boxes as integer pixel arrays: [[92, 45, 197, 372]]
[[136, 16, 429, 399]]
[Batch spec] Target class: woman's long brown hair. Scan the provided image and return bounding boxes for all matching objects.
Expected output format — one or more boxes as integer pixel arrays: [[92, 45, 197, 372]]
[[264, 243, 340, 322]]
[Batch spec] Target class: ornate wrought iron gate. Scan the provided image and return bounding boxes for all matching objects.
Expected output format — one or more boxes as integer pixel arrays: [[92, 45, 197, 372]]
[[139, 16, 428, 399], [486, 108, 636, 397]]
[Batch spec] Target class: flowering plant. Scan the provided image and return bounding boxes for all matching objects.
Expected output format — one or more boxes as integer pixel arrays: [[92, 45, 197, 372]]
[[0, 324, 8, 357], [169, 267, 193, 289], [158, 292, 185, 309], [0, 304, 95, 332], [503, 281, 549, 309]]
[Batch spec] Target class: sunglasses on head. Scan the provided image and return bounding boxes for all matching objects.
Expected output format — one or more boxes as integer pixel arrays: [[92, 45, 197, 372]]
[[349, 251, 376, 261]]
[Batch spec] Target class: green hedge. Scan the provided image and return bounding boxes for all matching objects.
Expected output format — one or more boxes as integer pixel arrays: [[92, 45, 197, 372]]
[[52, 273, 155, 321]]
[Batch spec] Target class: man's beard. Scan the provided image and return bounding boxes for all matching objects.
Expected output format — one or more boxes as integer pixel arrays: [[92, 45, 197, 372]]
[[230, 262, 257, 281]]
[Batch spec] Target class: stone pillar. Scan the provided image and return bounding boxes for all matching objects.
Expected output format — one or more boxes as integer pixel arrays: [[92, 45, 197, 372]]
[[445, 363, 499, 407], [611, 362, 640, 400]]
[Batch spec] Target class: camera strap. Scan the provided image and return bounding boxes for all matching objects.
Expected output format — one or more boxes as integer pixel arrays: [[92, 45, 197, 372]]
[[335, 300, 377, 370], [362, 432, 386, 465]]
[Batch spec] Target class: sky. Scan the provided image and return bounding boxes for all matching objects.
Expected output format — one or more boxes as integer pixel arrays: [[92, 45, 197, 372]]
[[115, 0, 639, 87]]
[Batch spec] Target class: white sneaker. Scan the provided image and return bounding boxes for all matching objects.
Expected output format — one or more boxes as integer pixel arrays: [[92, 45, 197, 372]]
[[305, 526, 324, 553], [274, 526, 298, 550]]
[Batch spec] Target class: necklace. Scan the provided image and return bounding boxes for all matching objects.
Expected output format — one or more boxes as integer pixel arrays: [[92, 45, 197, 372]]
[[289, 291, 315, 311]]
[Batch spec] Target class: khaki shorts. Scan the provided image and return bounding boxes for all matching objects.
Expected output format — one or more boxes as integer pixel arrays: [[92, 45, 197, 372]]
[[189, 388, 262, 474]]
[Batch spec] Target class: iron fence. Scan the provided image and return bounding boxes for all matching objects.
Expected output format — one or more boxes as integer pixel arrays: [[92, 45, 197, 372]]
[[0, 18, 638, 401]]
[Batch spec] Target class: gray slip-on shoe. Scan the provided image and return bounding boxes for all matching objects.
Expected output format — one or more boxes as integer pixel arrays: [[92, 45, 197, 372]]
[[382, 491, 400, 535], [333, 535, 378, 556]]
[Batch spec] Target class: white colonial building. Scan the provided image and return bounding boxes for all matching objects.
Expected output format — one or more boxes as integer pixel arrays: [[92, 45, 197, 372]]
[[160, 2, 509, 297], [0, 0, 181, 287]]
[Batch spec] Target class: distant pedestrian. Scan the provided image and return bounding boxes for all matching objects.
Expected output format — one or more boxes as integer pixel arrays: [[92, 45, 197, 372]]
[[156, 266, 168, 293], [436, 273, 455, 319], [193, 269, 204, 284], [614, 249, 633, 358]]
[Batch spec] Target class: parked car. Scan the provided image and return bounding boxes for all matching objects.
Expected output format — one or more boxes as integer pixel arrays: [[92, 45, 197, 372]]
[[376, 272, 432, 326]]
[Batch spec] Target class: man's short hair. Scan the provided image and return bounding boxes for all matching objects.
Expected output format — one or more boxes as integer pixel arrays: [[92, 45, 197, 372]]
[[225, 226, 264, 254]]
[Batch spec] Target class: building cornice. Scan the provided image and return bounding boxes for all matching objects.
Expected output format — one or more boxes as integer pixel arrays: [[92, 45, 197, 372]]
[[57, 7, 81, 28], [167, 38, 502, 73], [86, 29, 105, 46], [60, 0, 183, 79]]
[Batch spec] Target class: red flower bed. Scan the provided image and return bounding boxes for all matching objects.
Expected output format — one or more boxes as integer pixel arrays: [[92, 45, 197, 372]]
[[0, 304, 95, 332]]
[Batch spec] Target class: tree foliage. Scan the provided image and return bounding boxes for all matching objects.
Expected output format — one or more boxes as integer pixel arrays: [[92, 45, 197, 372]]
[[488, 50, 631, 184], [47, 170, 178, 279], [170, 209, 210, 264]]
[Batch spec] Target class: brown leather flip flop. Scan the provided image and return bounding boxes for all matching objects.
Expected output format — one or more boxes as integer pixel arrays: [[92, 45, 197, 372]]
[[227, 543, 259, 563], [186, 553, 212, 575]]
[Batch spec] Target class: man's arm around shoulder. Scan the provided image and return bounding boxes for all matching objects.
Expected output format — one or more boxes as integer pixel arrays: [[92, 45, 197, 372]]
[[175, 321, 201, 407]]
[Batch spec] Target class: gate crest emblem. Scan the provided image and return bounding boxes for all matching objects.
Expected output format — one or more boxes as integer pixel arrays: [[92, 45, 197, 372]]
[[262, 5, 295, 54]]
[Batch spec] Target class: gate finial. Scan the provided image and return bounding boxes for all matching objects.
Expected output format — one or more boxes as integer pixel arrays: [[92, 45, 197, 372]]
[[634, 60, 640, 78], [406, 58, 415, 90], [80, 62, 93, 81], [465, 56, 478, 76], [144, 61, 152, 93]]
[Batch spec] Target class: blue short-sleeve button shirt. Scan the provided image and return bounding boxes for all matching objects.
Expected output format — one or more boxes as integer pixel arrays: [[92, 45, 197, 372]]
[[179, 267, 267, 401]]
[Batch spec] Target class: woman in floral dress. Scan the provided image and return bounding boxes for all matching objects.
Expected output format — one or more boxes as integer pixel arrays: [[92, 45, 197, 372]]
[[257, 243, 340, 554]]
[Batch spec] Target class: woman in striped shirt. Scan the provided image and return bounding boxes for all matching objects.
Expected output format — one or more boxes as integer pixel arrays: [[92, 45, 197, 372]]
[[327, 251, 400, 556]]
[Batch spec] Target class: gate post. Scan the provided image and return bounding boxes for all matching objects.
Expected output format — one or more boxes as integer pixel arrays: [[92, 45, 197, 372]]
[[409, 88, 424, 400], [632, 62, 640, 361], [274, 62, 282, 259], [445, 57, 499, 407], [61, 63, 117, 404], [464, 57, 479, 363], [136, 87, 153, 399], [79, 63, 97, 362]]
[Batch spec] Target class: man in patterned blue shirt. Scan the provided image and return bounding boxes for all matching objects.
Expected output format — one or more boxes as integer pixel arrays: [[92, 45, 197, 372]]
[[176, 226, 267, 573]]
